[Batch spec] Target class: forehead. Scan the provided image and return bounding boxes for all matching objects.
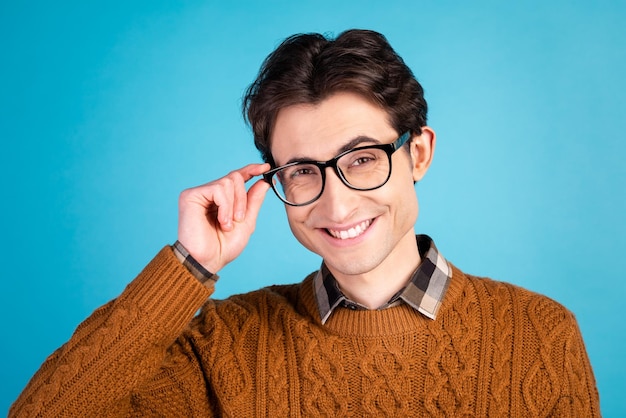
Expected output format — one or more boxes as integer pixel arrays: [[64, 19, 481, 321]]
[[270, 92, 396, 165]]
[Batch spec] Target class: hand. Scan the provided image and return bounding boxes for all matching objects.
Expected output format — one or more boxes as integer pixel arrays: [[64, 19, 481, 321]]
[[177, 163, 271, 273]]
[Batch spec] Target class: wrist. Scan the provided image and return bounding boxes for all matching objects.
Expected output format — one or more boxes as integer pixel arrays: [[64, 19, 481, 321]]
[[172, 241, 219, 285]]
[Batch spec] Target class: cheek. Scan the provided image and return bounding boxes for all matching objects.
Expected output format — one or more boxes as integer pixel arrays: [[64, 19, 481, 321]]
[[285, 205, 304, 224], [284, 206, 313, 243], [404, 193, 419, 222], [386, 174, 419, 220]]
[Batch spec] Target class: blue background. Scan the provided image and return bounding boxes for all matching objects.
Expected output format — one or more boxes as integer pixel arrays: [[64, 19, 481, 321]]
[[2, 1, 624, 415]]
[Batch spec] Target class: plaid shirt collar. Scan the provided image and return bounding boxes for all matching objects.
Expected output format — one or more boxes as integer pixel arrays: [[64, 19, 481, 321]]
[[314, 235, 452, 324]]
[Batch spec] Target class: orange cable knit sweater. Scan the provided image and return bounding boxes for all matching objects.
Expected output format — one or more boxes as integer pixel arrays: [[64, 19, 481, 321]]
[[10, 246, 600, 417]]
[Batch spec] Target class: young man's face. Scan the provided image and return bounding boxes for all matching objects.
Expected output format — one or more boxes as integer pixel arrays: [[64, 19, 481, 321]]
[[270, 91, 434, 282]]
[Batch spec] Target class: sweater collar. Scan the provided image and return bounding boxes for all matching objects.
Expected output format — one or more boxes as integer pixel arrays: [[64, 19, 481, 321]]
[[313, 235, 451, 325]]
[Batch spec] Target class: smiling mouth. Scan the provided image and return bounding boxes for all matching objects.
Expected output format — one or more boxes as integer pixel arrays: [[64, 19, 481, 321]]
[[326, 219, 373, 240]]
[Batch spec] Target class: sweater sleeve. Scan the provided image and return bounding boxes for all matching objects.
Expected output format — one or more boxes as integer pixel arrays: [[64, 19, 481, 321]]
[[550, 314, 602, 417], [9, 246, 213, 418]]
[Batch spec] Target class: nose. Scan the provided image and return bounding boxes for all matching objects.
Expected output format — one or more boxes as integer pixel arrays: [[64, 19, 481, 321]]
[[315, 167, 358, 220]]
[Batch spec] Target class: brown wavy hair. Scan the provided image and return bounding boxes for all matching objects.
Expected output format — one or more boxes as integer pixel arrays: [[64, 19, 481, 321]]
[[242, 29, 428, 165]]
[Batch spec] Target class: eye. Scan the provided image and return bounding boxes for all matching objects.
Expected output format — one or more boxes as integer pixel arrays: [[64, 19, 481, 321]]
[[291, 167, 316, 177], [352, 155, 375, 166], [281, 163, 319, 181], [347, 151, 379, 168]]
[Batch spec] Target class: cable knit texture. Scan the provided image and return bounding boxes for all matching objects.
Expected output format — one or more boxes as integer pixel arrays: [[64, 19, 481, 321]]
[[10, 246, 600, 417]]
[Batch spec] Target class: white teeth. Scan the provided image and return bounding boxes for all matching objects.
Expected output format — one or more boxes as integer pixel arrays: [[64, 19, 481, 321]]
[[328, 219, 372, 240]]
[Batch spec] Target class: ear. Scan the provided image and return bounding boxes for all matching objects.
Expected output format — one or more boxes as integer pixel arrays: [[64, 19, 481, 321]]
[[409, 126, 436, 182]]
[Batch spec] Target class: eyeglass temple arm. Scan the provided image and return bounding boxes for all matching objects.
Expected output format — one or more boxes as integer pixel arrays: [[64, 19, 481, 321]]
[[392, 131, 412, 150]]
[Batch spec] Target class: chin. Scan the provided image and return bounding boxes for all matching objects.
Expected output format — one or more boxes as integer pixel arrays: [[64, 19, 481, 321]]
[[322, 251, 385, 277]]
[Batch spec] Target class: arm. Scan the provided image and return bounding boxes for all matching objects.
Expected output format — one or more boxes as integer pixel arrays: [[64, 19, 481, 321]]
[[551, 316, 601, 417], [10, 248, 211, 417], [9, 164, 271, 417]]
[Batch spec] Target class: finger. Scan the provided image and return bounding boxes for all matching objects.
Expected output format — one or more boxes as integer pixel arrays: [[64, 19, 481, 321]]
[[182, 163, 271, 231], [232, 163, 270, 222], [231, 171, 248, 222], [238, 163, 272, 181], [212, 179, 235, 231]]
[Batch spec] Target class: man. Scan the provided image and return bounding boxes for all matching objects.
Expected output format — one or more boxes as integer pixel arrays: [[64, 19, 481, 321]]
[[11, 29, 600, 417]]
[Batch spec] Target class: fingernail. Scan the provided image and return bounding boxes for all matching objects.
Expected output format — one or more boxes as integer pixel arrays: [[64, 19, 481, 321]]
[[235, 211, 244, 222]]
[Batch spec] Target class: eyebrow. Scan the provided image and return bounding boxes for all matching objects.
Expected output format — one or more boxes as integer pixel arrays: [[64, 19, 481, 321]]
[[283, 135, 381, 165]]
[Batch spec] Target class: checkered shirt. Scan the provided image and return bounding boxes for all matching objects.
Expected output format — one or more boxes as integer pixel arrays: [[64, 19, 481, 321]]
[[172, 240, 218, 287], [314, 234, 452, 324]]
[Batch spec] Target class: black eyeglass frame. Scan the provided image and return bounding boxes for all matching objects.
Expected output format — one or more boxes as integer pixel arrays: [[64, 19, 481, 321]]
[[262, 131, 412, 206]]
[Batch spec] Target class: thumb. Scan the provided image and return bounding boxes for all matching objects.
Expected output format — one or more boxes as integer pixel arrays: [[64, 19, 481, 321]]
[[244, 178, 271, 225]]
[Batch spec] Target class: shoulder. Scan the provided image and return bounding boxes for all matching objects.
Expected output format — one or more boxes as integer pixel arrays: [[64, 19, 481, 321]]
[[450, 264, 579, 332], [196, 271, 318, 326]]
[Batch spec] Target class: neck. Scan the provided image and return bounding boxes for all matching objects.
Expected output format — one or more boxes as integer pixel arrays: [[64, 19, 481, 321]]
[[330, 232, 421, 309]]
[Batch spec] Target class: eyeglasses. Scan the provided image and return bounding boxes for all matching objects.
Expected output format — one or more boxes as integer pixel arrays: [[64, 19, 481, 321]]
[[262, 131, 411, 206]]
